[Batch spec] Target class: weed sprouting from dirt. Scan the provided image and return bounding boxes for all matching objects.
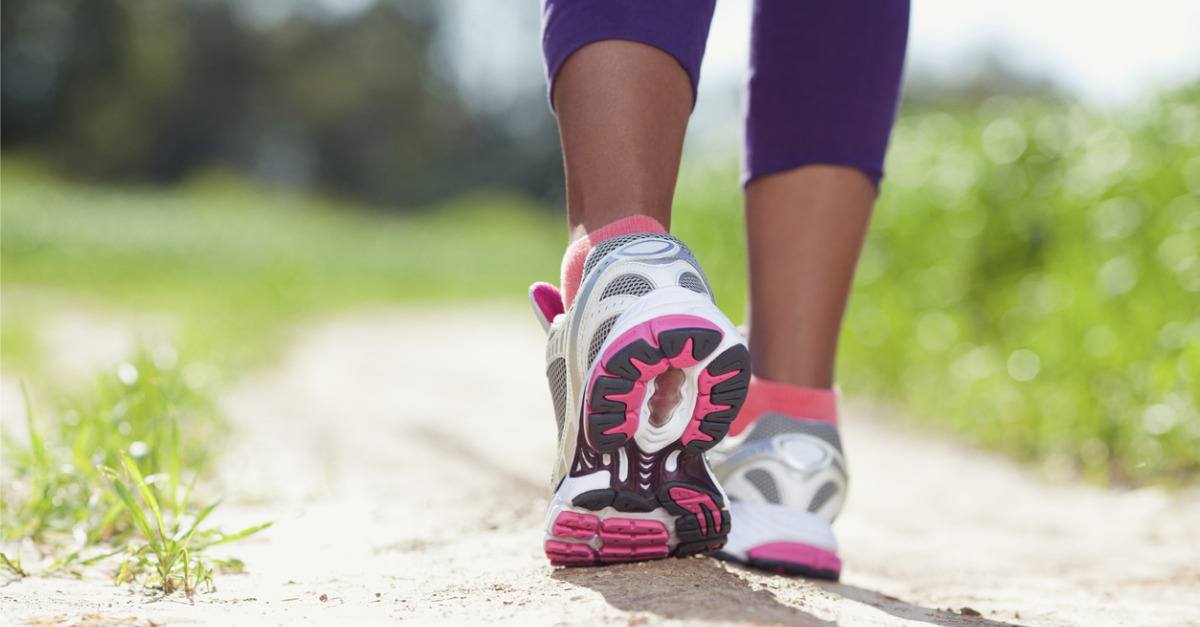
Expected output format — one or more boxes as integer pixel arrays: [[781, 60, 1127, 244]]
[[0, 350, 269, 595]]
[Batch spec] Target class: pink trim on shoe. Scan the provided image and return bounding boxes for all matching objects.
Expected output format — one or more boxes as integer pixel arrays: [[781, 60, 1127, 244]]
[[667, 486, 723, 535], [561, 215, 667, 308], [529, 282, 564, 330], [585, 315, 721, 450], [684, 367, 743, 447], [746, 542, 842, 574], [728, 376, 839, 437]]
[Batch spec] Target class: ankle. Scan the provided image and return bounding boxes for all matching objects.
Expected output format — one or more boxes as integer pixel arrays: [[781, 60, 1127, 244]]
[[748, 344, 837, 389], [560, 214, 667, 307], [729, 375, 839, 437]]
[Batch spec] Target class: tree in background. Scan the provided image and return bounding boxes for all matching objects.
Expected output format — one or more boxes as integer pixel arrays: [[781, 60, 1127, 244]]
[[1, 0, 563, 208]]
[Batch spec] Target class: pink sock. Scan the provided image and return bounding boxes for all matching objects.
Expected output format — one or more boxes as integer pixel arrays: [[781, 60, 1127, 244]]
[[560, 215, 667, 308], [728, 376, 839, 437]]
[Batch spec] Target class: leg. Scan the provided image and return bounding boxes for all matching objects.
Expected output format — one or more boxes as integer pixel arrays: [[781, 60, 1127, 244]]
[[744, 0, 910, 388], [541, 0, 716, 306], [542, 0, 716, 243], [709, 0, 909, 581], [554, 40, 691, 240], [536, 1, 750, 569], [746, 167, 875, 387]]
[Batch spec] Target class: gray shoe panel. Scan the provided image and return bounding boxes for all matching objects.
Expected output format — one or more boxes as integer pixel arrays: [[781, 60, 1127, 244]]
[[744, 413, 843, 453], [743, 468, 781, 504]]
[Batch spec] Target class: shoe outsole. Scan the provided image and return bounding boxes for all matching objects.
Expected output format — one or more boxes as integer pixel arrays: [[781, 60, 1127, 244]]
[[545, 314, 750, 567], [583, 316, 749, 455], [545, 481, 732, 566], [714, 547, 842, 581], [718, 554, 842, 581]]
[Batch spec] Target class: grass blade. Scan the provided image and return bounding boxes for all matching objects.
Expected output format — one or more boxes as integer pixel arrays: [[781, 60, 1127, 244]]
[[19, 382, 48, 472], [177, 500, 220, 548], [99, 466, 156, 547], [168, 419, 181, 514], [120, 453, 167, 546], [1, 553, 28, 577], [201, 521, 272, 548]]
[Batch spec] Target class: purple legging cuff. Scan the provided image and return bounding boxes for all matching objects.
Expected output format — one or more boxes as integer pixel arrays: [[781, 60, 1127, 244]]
[[541, 0, 909, 187], [745, 0, 909, 187], [541, 0, 716, 108]]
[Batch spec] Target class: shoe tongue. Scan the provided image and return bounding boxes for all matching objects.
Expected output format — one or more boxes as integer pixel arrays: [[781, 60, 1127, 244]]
[[528, 282, 563, 333]]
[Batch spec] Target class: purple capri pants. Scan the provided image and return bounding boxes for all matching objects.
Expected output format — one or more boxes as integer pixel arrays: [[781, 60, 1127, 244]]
[[541, 0, 910, 187]]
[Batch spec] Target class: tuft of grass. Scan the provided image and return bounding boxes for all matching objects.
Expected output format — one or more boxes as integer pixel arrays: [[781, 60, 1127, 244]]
[[98, 453, 269, 594], [1, 351, 268, 594]]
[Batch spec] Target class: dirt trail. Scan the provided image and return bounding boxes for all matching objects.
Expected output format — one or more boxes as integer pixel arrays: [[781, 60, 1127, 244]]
[[4, 307, 1199, 626]]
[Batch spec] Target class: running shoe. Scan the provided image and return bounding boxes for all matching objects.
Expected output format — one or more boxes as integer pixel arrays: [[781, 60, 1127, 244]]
[[529, 232, 751, 566], [709, 408, 847, 580]]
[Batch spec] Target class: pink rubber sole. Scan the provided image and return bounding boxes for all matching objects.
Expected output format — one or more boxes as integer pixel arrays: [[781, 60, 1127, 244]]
[[545, 511, 670, 566], [584, 315, 744, 454], [745, 542, 843, 580]]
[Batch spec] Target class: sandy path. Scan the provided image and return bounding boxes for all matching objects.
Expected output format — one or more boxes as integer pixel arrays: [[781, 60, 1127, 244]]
[[3, 307, 1199, 626]]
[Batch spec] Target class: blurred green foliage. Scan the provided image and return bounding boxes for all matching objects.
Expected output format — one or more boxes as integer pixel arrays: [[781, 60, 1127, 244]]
[[676, 87, 1200, 485], [0, 160, 563, 372], [1, 0, 561, 206]]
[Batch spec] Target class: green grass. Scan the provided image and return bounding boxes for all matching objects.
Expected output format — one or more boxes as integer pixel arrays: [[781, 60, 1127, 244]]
[[1, 161, 567, 592], [1, 161, 564, 373], [675, 87, 1200, 484], [1, 159, 567, 592], [2, 352, 268, 593]]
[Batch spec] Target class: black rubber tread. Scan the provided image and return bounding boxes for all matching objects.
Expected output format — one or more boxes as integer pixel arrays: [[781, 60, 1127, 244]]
[[711, 388, 748, 409], [711, 368, 751, 395], [612, 491, 658, 513], [674, 539, 727, 558], [590, 376, 633, 412], [698, 421, 731, 442], [674, 510, 732, 545], [605, 340, 664, 380], [685, 343, 752, 453], [572, 489, 616, 510], [689, 418, 733, 451], [706, 343, 750, 376], [657, 481, 731, 551], [586, 412, 631, 452], [687, 329, 723, 362], [702, 408, 740, 425], [571, 488, 660, 513], [657, 328, 723, 362]]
